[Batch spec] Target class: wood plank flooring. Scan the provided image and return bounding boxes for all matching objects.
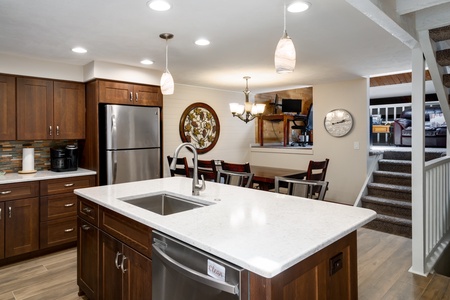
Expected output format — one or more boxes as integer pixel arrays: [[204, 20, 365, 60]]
[[0, 228, 449, 299]]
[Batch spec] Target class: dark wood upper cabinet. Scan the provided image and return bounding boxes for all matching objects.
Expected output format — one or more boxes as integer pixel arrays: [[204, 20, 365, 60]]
[[98, 80, 162, 106], [0, 74, 16, 140], [16, 77, 85, 140]]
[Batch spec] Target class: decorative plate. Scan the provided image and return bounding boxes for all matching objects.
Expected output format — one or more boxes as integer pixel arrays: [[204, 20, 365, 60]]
[[179, 102, 220, 154]]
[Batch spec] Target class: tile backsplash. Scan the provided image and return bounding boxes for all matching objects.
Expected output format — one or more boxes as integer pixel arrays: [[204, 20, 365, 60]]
[[0, 140, 77, 173]]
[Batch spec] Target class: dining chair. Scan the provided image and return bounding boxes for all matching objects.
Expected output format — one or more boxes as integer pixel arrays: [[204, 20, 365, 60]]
[[167, 156, 190, 177], [306, 158, 329, 181], [216, 170, 254, 188], [195, 159, 217, 181], [274, 176, 328, 200], [220, 161, 251, 173]]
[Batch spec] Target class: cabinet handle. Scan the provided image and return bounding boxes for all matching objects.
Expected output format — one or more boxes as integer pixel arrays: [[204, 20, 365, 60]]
[[64, 228, 74, 233], [49, 125, 52, 136], [120, 255, 128, 273], [115, 251, 122, 269], [8, 206, 11, 218], [64, 203, 75, 207], [135, 92, 138, 102], [82, 207, 92, 214], [0, 190, 11, 195], [56, 125, 60, 136], [129, 92, 133, 102], [81, 224, 91, 231], [64, 183, 74, 187]]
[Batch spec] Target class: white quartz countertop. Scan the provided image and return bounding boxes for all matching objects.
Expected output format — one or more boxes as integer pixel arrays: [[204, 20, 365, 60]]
[[0, 168, 96, 184], [74, 177, 376, 278]]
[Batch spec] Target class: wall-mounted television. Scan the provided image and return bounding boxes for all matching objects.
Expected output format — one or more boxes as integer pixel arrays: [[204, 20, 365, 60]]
[[282, 99, 302, 115]]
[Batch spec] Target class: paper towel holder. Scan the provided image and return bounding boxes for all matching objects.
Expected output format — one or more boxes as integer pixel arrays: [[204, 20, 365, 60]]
[[19, 147, 37, 174]]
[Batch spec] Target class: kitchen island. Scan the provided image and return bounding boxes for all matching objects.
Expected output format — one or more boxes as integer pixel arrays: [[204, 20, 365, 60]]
[[75, 177, 375, 299]]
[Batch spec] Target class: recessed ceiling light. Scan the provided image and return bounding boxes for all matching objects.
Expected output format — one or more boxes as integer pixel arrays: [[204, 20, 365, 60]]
[[287, 1, 311, 13], [195, 39, 210, 46], [140, 59, 154, 65], [147, 0, 171, 11], [72, 47, 87, 54]]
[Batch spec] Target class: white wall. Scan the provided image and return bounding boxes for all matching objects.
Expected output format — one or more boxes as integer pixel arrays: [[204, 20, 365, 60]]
[[250, 78, 370, 205], [162, 84, 255, 177]]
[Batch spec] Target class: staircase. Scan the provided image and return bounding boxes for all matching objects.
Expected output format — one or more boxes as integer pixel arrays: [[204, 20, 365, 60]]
[[361, 150, 444, 239]]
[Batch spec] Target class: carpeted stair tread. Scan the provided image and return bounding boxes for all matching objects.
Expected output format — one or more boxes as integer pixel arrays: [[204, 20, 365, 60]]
[[364, 214, 412, 238], [373, 170, 411, 186], [430, 25, 450, 42], [361, 195, 411, 209], [378, 159, 411, 173], [436, 49, 450, 67], [367, 182, 411, 201], [367, 182, 411, 193]]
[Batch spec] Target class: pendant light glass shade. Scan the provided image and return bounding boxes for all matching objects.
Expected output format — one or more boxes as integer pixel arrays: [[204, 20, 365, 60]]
[[160, 71, 174, 95], [275, 30, 296, 73], [160, 33, 174, 95], [275, 4, 296, 73]]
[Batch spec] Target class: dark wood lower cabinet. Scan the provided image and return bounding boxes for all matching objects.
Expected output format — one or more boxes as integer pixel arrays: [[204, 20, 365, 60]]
[[77, 217, 99, 300], [0, 202, 4, 259], [5, 197, 39, 257], [100, 232, 152, 300]]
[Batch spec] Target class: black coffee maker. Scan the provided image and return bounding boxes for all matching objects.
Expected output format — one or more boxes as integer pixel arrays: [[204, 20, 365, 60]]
[[50, 145, 78, 172]]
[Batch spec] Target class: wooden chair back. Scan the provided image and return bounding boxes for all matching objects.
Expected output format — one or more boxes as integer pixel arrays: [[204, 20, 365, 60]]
[[216, 170, 254, 188], [274, 176, 328, 200], [220, 161, 251, 173], [196, 159, 217, 181], [306, 159, 329, 181], [167, 156, 190, 177]]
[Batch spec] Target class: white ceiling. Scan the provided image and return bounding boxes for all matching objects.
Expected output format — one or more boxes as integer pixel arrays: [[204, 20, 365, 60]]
[[0, 0, 447, 94]]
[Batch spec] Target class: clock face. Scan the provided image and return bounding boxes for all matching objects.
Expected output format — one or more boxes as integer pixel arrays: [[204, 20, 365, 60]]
[[324, 109, 353, 137]]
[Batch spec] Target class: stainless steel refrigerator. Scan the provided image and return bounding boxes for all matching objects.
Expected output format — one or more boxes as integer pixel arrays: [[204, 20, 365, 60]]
[[102, 105, 161, 185]]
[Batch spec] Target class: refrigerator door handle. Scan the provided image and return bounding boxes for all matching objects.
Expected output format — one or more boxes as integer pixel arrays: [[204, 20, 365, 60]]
[[110, 114, 117, 149], [112, 151, 118, 184]]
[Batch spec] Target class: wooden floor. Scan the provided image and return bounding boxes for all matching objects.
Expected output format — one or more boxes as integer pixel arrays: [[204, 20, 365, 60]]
[[0, 228, 449, 299]]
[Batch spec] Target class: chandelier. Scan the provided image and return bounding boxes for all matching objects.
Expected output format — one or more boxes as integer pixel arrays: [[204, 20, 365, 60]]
[[229, 76, 266, 123]]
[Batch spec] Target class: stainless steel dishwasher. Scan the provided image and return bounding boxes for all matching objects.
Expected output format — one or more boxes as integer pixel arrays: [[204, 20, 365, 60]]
[[152, 231, 248, 300]]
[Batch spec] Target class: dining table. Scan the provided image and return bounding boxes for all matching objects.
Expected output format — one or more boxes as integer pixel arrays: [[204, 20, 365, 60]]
[[250, 165, 307, 191]]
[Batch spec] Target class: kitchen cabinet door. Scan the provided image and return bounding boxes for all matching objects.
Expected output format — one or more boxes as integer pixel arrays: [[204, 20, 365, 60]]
[[78, 217, 99, 300], [16, 77, 53, 140], [4, 197, 39, 257], [98, 81, 134, 105], [0, 202, 4, 259], [0, 74, 16, 140], [100, 232, 124, 299], [133, 84, 162, 107], [53, 81, 85, 139], [122, 243, 152, 300]]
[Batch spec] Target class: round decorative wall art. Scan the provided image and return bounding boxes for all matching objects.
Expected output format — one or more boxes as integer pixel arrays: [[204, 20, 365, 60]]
[[179, 102, 220, 154]]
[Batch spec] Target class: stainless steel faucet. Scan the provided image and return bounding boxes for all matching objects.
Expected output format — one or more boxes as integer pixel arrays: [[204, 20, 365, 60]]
[[170, 142, 206, 196]]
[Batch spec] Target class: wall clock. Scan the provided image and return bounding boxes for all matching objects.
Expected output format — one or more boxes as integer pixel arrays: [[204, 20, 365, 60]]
[[324, 109, 353, 137], [179, 102, 220, 154]]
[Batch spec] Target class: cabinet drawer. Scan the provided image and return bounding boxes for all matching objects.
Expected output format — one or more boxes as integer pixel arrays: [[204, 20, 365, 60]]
[[0, 182, 39, 201], [78, 197, 99, 226], [100, 206, 152, 258], [40, 175, 95, 196], [40, 193, 77, 221], [40, 217, 77, 248]]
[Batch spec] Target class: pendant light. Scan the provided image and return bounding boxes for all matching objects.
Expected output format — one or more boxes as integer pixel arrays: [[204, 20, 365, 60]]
[[160, 33, 174, 95], [274, 3, 296, 73]]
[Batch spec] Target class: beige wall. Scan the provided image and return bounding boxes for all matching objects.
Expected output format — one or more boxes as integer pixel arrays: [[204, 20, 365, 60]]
[[250, 78, 370, 205]]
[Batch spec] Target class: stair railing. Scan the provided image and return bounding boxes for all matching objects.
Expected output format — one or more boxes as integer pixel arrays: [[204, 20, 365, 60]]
[[411, 155, 450, 275]]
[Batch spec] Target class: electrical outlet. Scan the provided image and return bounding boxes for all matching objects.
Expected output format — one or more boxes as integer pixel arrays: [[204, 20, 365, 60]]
[[353, 141, 360, 150], [329, 252, 343, 276]]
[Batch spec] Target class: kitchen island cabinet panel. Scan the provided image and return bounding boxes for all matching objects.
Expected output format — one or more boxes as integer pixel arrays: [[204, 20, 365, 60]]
[[100, 232, 152, 300], [78, 217, 99, 300], [0, 202, 4, 259], [0, 74, 16, 140]]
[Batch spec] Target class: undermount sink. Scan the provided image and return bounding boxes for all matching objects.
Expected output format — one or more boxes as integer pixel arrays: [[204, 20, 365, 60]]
[[120, 193, 211, 216]]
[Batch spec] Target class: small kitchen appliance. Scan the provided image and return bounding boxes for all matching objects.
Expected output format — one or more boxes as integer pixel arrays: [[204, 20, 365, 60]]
[[50, 145, 78, 172]]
